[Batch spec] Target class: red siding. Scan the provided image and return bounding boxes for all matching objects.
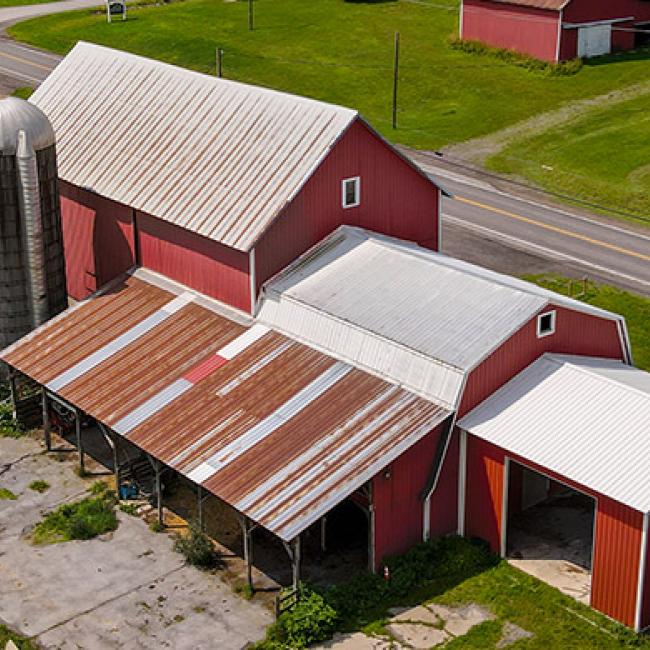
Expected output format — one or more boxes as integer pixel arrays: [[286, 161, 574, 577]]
[[428, 432, 460, 539], [60, 182, 135, 300], [459, 304, 624, 417], [462, 0, 561, 62], [563, 0, 644, 24], [137, 212, 251, 312], [255, 118, 440, 295], [463, 436, 645, 628], [372, 422, 445, 569], [591, 497, 643, 629], [464, 435, 504, 550]]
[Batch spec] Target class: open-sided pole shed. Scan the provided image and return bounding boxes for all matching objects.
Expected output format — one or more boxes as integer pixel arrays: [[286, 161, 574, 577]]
[[1, 269, 449, 591]]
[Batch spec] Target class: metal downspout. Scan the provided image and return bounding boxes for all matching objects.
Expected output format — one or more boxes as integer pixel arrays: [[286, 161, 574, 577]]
[[16, 130, 49, 329]]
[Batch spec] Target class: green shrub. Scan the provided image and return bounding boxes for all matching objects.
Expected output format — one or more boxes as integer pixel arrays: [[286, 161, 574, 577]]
[[0, 402, 24, 438], [173, 521, 216, 568], [88, 480, 109, 495], [279, 589, 337, 649], [149, 519, 165, 533], [32, 493, 118, 544], [29, 480, 50, 493], [449, 35, 583, 76]]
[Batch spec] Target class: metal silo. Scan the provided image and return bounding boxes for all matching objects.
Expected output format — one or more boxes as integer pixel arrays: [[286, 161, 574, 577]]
[[0, 96, 67, 352]]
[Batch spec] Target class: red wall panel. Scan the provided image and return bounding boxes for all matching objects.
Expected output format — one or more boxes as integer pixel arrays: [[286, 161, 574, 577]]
[[428, 432, 460, 539], [464, 436, 645, 628], [255, 119, 440, 295], [462, 0, 561, 62], [372, 422, 445, 568], [591, 497, 643, 629], [459, 304, 625, 417], [563, 0, 644, 24], [464, 435, 504, 550], [60, 182, 135, 300], [137, 212, 251, 312]]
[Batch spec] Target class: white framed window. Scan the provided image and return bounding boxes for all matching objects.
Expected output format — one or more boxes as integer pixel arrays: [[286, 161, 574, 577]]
[[342, 176, 360, 209], [537, 310, 556, 338]]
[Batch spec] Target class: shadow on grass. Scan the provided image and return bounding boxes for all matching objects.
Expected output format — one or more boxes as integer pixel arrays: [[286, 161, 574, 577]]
[[584, 46, 650, 67]]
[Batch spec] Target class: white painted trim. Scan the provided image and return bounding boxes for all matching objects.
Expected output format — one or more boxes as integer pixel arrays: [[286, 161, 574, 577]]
[[536, 309, 556, 338], [635, 512, 649, 632], [564, 17, 634, 29], [457, 428, 468, 536], [616, 318, 634, 366], [459, 0, 464, 39], [501, 457, 510, 558], [342, 176, 361, 209], [249, 247, 257, 315], [556, 9, 563, 62]]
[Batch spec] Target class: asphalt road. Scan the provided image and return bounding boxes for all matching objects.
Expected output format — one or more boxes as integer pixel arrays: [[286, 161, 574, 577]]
[[0, 23, 648, 297]]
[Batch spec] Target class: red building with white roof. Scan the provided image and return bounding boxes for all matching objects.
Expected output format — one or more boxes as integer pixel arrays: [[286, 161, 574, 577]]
[[3, 43, 650, 632], [460, 0, 650, 62]]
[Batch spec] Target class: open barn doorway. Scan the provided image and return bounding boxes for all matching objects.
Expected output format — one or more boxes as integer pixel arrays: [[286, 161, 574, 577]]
[[504, 460, 596, 605]]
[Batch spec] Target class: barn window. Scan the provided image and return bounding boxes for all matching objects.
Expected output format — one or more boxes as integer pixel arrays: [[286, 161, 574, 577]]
[[342, 177, 360, 208], [537, 310, 556, 338]]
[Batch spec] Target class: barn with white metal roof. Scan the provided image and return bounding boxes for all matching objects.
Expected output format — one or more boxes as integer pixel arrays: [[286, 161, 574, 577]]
[[2, 42, 649, 633]]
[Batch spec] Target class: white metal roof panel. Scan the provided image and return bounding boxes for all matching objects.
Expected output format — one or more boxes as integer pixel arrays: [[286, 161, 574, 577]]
[[458, 354, 650, 513], [30, 42, 357, 252]]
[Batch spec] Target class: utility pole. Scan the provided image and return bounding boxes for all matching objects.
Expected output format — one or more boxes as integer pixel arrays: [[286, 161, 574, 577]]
[[392, 31, 400, 130], [248, 0, 254, 31], [216, 47, 223, 78]]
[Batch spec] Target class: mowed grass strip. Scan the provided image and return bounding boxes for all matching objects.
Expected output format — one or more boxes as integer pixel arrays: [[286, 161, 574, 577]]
[[525, 274, 650, 371], [489, 93, 650, 219], [9, 0, 650, 151]]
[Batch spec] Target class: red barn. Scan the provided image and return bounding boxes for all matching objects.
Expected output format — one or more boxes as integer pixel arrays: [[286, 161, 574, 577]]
[[460, 0, 650, 62], [30, 42, 444, 313]]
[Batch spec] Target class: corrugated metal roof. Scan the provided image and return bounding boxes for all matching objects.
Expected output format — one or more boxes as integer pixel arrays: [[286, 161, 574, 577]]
[[485, 0, 568, 11], [1, 270, 449, 541], [458, 353, 650, 513], [30, 42, 357, 253], [259, 227, 625, 409]]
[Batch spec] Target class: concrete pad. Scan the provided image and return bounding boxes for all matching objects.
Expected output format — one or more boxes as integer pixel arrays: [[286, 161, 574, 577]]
[[314, 632, 395, 649], [389, 604, 442, 626], [0, 437, 272, 649], [440, 603, 494, 637], [497, 621, 534, 648], [386, 622, 449, 648], [509, 558, 591, 604]]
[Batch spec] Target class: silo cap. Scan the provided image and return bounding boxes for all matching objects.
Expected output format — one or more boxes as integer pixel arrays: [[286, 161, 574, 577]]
[[0, 96, 55, 155]]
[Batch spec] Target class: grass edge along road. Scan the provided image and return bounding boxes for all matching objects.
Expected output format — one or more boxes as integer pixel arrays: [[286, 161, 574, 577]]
[[7, 0, 650, 221]]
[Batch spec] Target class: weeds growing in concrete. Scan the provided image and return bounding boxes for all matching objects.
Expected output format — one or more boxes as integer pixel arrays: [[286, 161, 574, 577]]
[[173, 521, 218, 569], [28, 480, 50, 493], [0, 487, 17, 500]]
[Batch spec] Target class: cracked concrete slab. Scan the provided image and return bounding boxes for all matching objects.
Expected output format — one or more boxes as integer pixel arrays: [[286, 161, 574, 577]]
[[497, 621, 534, 648], [0, 436, 271, 649], [388, 605, 442, 626], [386, 622, 449, 648], [315, 632, 394, 649]]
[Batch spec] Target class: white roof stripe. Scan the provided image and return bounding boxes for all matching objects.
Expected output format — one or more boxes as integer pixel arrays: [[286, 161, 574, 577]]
[[188, 362, 351, 483], [46, 292, 195, 392], [30, 42, 357, 252], [458, 354, 650, 513]]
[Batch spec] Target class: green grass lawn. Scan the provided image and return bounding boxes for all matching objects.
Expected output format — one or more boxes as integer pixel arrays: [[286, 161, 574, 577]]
[[490, 93, 650, 219], [9, 0, 650, 153], [525, 274, 650, 371]]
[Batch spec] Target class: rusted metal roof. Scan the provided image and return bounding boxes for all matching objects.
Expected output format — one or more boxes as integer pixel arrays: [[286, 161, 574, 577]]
[[484, 0, 568, 11], [1, 270, 449, 541], [30, 42, 357, 253]]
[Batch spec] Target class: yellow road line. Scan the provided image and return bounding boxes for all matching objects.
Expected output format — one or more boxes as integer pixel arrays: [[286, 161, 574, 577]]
[[456, 196, 650, 263], [0, 50, 52, 73]]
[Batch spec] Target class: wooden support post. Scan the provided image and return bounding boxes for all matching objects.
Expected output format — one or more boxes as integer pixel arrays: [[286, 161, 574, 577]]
[[155, 460, 163, 526], [8, 369, 17, 420], [240, 515, 254, 591], [41, 388, 51, 451], [197, 485, 204, 531], [75, 409, 85, 475], [320, 516, 327, 553], [292, 536, 301, 592], [216, 48, 223, 78], [366, 482, 376, 573]]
